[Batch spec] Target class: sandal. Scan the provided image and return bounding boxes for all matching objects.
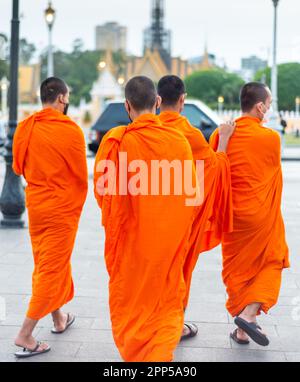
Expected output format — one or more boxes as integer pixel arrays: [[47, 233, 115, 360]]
[[14, 341, 51, 359], [234, 316, 269, 347], [51, 313, 75, 334], [180, 322, 198, 341], [230, 328, 250, 345]]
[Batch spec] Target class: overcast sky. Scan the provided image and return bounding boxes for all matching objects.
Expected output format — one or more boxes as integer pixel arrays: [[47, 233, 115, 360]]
[[1, 0, 300, 70]]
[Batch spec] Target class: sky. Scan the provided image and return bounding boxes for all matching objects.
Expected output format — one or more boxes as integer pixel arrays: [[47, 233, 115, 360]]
[[0, 0, 300, 70]]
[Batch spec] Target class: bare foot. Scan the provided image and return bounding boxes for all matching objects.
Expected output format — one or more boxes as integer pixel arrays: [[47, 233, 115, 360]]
[[15, 335, 49, 351], [238, 313, 267, 337], [52, 312, 69, 332], [236, 328, 249, 341], [182, 325, 190, 337]]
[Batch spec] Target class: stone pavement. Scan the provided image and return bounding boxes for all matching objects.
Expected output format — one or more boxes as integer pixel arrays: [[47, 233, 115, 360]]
[[0, 156, 300, 363]]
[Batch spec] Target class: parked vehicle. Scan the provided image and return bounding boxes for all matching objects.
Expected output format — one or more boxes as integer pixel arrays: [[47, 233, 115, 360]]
[[88, 100, 221, 154]]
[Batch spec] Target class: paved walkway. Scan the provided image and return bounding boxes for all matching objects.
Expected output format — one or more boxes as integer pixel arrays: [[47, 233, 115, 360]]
[[0, 157, 300, 362]]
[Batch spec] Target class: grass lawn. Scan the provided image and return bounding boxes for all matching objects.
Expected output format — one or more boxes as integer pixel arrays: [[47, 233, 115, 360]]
[[284, 134, 300, 146]]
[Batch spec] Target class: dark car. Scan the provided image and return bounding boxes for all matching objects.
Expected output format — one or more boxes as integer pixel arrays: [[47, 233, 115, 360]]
[[88, 100, 221, 154]]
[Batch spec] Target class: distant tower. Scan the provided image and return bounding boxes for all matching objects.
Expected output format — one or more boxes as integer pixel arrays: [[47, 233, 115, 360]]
[[144, 0, 171, 69]]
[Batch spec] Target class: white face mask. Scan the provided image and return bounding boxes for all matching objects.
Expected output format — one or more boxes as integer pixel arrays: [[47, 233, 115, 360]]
[[260, 103, 273, 123]]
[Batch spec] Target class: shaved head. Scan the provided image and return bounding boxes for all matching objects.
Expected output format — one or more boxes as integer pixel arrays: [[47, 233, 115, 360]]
[[240, 82, 270, 112], [125, 76, 157, 111], [158, 75, 186, 106], [40, 77, 68, 104]]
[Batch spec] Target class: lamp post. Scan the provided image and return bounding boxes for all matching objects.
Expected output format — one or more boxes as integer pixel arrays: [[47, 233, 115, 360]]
[[269, 0, 280, 131], [218, 96, 224, 115], [295, 97, 300, 117], [45, 2, 56, 77], [0, 0, 25, 228], [1, 77, 9, 117]]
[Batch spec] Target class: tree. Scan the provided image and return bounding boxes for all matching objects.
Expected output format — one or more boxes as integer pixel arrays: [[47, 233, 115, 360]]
[[0, 59, 9, 79], [255, 63, 300, 110], [185, 68, 245, 110], [40, 41, 126, 106], [19, 38, 36, 65]]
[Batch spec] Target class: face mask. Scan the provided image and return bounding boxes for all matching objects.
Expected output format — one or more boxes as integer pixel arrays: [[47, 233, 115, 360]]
[[63, 103, 69, 116], [261, 104, 273, 123]]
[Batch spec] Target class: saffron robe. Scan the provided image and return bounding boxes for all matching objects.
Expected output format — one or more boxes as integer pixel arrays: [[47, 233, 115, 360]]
[[13, 108, 88, 320], [94, 113, 198, 362], [159, 111, 233, 308], [210, 116, 289, 317]]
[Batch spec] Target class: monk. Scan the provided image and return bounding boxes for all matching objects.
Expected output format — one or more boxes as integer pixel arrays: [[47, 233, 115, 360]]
[[13, 77, 88, 358], [94, 76, 202, 362], [158, 75, 235, 338], [210, 82, 289, 346]]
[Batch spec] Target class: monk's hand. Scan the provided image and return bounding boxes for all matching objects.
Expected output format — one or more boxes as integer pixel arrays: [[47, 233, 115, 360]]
[[219, 120, 236, 140], [217, 121, 236, 153]]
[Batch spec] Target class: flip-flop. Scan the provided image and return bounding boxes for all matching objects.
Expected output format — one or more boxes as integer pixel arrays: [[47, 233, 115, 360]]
[[234, 316, 269, 347], [230, 328, 250, 345], [51, 313, 75, 334], [180, 323, 198, 341], [14, 341, 51, 359]]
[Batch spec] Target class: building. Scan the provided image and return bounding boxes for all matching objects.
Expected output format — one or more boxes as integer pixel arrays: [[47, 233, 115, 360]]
[[90, 50, 123, 120], [143, 0, 172, 70], [240, 55, 268, 81], [95, 22, 127, 52], [125, 0, 217, 82], [19, 64, 41, 104], [188, 44, 217, 72]]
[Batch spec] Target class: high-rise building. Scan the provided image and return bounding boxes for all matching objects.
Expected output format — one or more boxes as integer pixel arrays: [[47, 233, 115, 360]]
[[240, 55, 268, 81], [95, 22, 127, 52], [143, 0, 172, 70]]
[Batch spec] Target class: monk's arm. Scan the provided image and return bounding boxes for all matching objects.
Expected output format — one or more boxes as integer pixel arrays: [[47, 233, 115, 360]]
[[69, 129, 88, 194], [216, 123, 236, 153]]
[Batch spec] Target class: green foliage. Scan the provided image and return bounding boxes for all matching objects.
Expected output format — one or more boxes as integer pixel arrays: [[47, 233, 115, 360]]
[[0, 59, 9, 79], [41, 40, 125, 106], [185, 68, 245, 110], [255, 63, 300, 110], [19, 38, 36, 65]]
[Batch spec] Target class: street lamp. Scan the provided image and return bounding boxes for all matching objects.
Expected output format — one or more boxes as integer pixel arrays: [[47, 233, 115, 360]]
[[269, 0, 280, 131], [1, 77, 9, 116], [98, 61, 106, 70], [218, 96, 224, 114], [45, 1, 56, 77], [118, 77, 125, 86], [295, 97, 300, 117], [0, 0, 25, 228]]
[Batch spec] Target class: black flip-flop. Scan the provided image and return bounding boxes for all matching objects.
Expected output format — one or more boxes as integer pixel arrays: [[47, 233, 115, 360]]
[[230, 328, 250, 345], [234, 316, 269, 346], [14, 341, 51, 359], [180, 323, 198, 341], [51, 313, 75, 334]]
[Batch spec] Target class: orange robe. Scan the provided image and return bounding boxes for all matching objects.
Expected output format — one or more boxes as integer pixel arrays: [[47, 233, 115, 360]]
[[159, 111, 233, 308], [210, 116, 290, 317], [13, 108, 88, 320], [94, 114, 198, 362]]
